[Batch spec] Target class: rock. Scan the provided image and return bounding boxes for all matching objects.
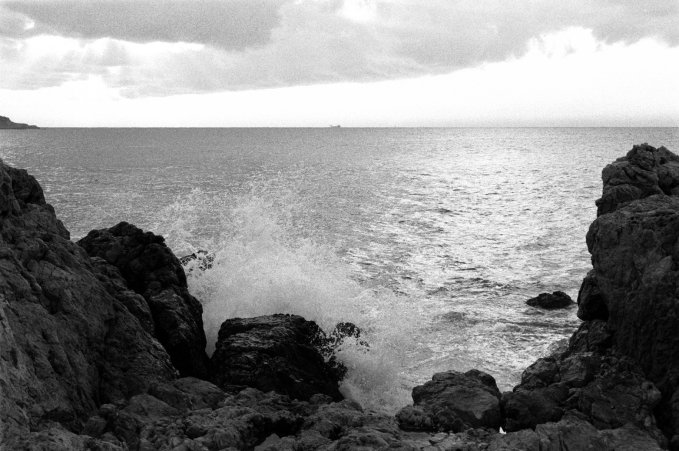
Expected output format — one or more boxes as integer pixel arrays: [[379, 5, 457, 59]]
[[502, 385, 567, 432], [567, 320, 612, 354], [0, 115, 39, 129], [576, 271, 608, 320], [0, 161, 175, 447], [397, 369, 502, 433], [596, 143, 679, 215], [179, 249, 214, 272], [310, 321, 368, 381], [585, 195, 679, 392], [211, 314, 345, 401], [499, 144, 679, 448], [78, 221, 210, 379], [148, 377, 227, 411], [526, 291, 574, 309]]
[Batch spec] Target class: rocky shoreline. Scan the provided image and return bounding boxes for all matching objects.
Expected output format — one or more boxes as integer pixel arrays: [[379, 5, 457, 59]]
[[1, 143, 678, 450]]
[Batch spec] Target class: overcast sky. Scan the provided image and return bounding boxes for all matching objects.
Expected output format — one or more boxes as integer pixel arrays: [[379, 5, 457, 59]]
[[1, 0, 678, 126]]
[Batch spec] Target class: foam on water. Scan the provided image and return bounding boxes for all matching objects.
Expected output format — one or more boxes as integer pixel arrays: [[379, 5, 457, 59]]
[[153, 189, 421, 412]]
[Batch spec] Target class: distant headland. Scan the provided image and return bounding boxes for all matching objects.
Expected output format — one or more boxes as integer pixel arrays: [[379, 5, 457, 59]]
[[0, 115, 39, 129]]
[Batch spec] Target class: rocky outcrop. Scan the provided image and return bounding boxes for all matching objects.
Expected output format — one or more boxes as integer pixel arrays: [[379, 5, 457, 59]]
[[0, 161, 175, 448], [501, 143, 679, 450], [526, 291, 574, 309], [397, 370, 502, 433], [0, 115, 39, 129], [78, 222, 210, 379], [595, 143, 679, 216], [502, 321, 664, 444], [582, 144, 679, 447], [211, 314, 345, 401]]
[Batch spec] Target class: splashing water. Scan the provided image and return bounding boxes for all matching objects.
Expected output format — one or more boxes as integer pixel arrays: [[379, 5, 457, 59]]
[[154, 189, 422, 412]]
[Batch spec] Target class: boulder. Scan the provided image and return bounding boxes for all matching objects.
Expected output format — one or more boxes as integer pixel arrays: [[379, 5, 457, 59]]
[[397, 369, 502, 433], [78, 222, 210, 378], [210, 314, 345, 401], [526, 291, 574, 309]]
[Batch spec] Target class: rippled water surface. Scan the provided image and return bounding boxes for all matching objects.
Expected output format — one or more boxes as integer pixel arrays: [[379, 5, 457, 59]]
[[2, 127, 678, 411]]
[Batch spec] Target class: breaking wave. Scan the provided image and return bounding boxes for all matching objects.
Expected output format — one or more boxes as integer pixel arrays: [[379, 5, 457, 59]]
[[152, 188, 422, 412]]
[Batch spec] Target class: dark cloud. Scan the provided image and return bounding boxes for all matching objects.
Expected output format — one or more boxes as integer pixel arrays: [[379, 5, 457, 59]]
[[0, 0, 677, 95], [2, 0, 286, 50]]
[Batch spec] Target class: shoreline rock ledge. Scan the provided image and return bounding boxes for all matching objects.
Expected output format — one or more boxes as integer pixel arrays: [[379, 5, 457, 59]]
[[0, 143, 678, 450]]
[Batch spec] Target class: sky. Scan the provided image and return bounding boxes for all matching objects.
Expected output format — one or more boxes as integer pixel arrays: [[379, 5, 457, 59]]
[[0, 0, 678, 127]]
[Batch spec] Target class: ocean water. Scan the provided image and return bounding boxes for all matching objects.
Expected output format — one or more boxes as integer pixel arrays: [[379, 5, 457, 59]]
[[1, 127, 678, 411]]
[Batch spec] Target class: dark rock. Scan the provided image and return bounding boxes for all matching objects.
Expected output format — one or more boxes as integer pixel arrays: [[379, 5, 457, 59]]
[[526, 291, 574, 309], [498, 144, 678, 448], [567, 320, 612, 354], [518, 357, 560, 389], [397, 369, 502, 433], [211, 314, 345, 401], [0, 115, 39, 129], [596, 143, 679, 216], [491, 417, 662, 451], [534, 412, 609, 450], [502, 385, 567, 432], [78, 222, 210, 379], [585, 195, 679, 393], [179, 249, 214, 272], [310, 321, 368, 381], [577, 270, 609, 320], [0, 161, 175, 447], [148, 377, 227, 411]]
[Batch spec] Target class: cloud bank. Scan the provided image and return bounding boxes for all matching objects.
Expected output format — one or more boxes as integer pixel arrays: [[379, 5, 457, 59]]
[[1, 0, 677, 96]]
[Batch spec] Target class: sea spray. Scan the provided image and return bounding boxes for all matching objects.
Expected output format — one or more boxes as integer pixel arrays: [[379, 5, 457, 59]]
[[152, 189, 421, 412]]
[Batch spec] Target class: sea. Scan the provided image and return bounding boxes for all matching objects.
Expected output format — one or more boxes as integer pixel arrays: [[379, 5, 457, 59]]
[[1, 127, 678, 412]]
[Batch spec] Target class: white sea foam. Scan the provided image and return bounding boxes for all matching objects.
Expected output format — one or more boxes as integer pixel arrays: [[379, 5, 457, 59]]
[[153, 189, 419, 412]]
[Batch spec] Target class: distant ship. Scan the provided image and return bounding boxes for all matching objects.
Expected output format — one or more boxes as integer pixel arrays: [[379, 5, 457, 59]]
[[329, 125, 341, 128]]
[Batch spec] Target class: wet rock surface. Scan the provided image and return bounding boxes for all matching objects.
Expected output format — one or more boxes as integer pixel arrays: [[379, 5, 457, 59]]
[[211, 314, 345, 401], [78, 222, 210, 379], [397, 370, 502, 433], [526, 291, 574, 309]]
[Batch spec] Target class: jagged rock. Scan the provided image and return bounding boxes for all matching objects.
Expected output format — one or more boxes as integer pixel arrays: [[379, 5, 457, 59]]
[[0, 161, 175, 448], [179, 249, 214, 272], [397, 369, 502, 433], [503, 348, 662, 441], [502, 385, 568, 432], [586, 180, 679, 444], [586, 195, 679, 393], [311, 321, 369, 381], [78, 222, 210, 379], [576, 271, 608, 320], [596, 143, 679, 216], [567, 320, 612, 354], [211, 314, 345, 401], [498, 144, 678, 448], [526, 291, 574, 309], [491, 416, 662, 451]]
